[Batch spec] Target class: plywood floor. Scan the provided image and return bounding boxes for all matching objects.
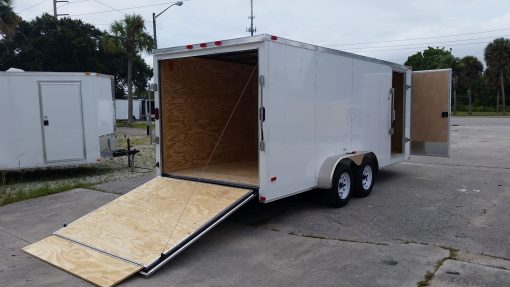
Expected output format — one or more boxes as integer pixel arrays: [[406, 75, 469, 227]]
[[23, 177, 252, 287], [23, 236, 142, 287], [171, 160, 259, 186]]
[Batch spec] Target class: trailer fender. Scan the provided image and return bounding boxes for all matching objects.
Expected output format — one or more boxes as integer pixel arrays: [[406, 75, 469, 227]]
[[317, 152, 376, 189]]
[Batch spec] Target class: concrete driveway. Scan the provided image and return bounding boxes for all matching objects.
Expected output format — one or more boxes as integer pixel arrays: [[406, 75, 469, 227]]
[[1, 117, 509, 287]]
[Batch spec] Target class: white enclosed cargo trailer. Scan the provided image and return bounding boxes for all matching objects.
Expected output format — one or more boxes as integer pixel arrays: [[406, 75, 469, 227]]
[[24, 35, 452, 286], [0, 71, 116, 170], [114, 99, 142, 121], [114, 99, 155, 121], [153, 34, 451, 204]]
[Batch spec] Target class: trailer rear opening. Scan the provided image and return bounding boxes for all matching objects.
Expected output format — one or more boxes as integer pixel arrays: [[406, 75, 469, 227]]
[[159, 50, 259, 187]]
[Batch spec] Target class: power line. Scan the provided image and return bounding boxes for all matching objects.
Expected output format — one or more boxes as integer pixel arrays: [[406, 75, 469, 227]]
[[347, 40, 493, 53], [325, 28, 510, 47], [17, 0, 48, 13], [69, 1, 178, 17], [91, 0, 126, 15], [343, 34, 510, 51]]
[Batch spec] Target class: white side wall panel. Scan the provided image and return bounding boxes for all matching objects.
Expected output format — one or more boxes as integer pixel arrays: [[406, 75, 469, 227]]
[[315, 52, 353, 171], [351, 60, 393, 167], [0, 73, 114, 170], [265, 42, 317, 199]]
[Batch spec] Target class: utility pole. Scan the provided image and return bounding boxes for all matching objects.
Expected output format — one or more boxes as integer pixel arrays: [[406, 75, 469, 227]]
[[53, 0, 69, 19], [247, 0, 256, 36]]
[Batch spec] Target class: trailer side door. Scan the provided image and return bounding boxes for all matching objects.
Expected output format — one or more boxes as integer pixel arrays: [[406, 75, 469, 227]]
[[411, 69, 451, 156]]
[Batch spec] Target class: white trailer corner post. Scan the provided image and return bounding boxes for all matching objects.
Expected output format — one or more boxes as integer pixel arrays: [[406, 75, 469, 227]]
[[0, 72, 116, 170], [22, 35, 451, 287]]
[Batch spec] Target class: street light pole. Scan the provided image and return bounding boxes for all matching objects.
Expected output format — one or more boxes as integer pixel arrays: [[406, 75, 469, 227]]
[[152, 1, 183, 49], [152, 12, 158, 49]]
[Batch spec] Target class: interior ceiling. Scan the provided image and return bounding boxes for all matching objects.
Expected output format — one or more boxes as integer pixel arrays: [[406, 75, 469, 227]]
[[197, 50, 258, 66]]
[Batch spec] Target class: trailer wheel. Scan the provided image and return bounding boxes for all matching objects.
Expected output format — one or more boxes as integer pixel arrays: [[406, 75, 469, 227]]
[[354, 155, 376, 197], [327, 163, 353, 208]]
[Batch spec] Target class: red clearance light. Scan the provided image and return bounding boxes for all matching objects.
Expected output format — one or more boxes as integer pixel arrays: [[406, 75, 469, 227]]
[[271, 35, 278, 41], [214, 41, 222, 46], [260, 196, 267, 202], [199, 43, 207, 48], [270, 176, 277, 182], [186, 44, 193, 49]]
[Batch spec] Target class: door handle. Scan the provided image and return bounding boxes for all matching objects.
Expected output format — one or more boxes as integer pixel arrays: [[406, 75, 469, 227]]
[[441, 112, 449, 118]]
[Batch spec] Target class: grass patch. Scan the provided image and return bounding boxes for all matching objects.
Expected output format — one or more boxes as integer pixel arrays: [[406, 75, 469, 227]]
[[416, 247, 459, 287], [116, 120, 155, 129], [454, 111, 509, 117], [0, 181, 92, 206], [116, 136, 150, 147]]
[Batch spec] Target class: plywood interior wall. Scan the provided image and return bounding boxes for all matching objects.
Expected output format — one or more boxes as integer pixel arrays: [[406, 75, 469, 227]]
[[391, 72, 405, 154], [160, 56, 258, 174], [411, 71, 449, 143]]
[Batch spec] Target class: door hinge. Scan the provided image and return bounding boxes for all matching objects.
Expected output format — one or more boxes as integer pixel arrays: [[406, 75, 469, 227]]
[[389, 128, 394, 135], [405, 137, 411, 143], [406, 84, 412, 90], [259, 75, 265, 86], [259, 107, 265, 121], [260, 141, 265, 151], [151, 83, 158, 91], [154, 136, 160, 144]]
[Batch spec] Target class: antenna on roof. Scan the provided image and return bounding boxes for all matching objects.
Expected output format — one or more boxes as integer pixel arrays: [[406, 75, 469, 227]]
[[246, 0, 256, 36]]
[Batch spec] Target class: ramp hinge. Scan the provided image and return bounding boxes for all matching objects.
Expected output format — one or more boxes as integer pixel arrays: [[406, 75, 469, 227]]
[[259, 75, 265, 86]]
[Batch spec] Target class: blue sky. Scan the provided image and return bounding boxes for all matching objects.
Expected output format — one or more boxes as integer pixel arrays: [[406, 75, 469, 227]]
[[14, 0, 510, 67]]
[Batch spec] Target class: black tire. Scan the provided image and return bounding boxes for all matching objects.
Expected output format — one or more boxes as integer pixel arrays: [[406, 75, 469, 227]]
[[353, 155, 377, 198], [327, 163, 353, 208]]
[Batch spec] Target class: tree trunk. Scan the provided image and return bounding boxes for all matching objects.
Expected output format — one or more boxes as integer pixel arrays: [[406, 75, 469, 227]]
[[496, 89, 500, 113], [468, 89, 472, 116], [453, 83, 457, 115], [127, 57, 134, 124], [501, 72, 506, 115]]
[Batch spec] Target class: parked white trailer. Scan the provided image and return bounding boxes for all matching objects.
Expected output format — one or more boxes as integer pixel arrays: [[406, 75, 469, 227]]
[[0, 71, 116, 170], [115, 99, 155, 121], [114, 99, 141, 121], [24, 35, 452, 286]]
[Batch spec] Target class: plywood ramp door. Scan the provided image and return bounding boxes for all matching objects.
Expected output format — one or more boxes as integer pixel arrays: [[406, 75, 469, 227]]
[[23, 177, 253, 287]]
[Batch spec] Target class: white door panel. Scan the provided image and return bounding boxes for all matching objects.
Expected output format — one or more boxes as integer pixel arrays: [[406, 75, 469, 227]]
[[40, 82, 85, 162], [265, 43, 316, 200]]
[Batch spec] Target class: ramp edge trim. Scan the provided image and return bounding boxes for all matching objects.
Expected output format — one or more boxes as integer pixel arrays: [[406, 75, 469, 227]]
[[140, 192, 256, 277], [52, 233, 145, 267]]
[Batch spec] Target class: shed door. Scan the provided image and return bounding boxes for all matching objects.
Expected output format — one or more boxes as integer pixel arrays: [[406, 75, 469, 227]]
[[411, 69, 451, 156], [40, 82, 86, 162]]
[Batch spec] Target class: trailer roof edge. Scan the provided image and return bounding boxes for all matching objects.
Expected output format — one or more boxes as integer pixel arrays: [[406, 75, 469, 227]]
[[153, 34, 409, 70]]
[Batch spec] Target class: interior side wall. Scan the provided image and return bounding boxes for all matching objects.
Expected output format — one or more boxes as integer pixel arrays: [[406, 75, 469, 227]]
[[160, 57, 258, 174], [391, 72, 404, 154]]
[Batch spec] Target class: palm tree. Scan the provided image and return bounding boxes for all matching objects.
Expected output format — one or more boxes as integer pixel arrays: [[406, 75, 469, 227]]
[[485, 67, 501, 112], [0, 0, 21, 38], [103, 14, 154, 123], [485, 38, 510, 115], [458, 56, 483, 115]]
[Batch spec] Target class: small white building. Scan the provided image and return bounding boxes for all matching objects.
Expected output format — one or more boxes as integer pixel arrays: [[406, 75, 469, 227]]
[[0, 71, 116, 170]]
